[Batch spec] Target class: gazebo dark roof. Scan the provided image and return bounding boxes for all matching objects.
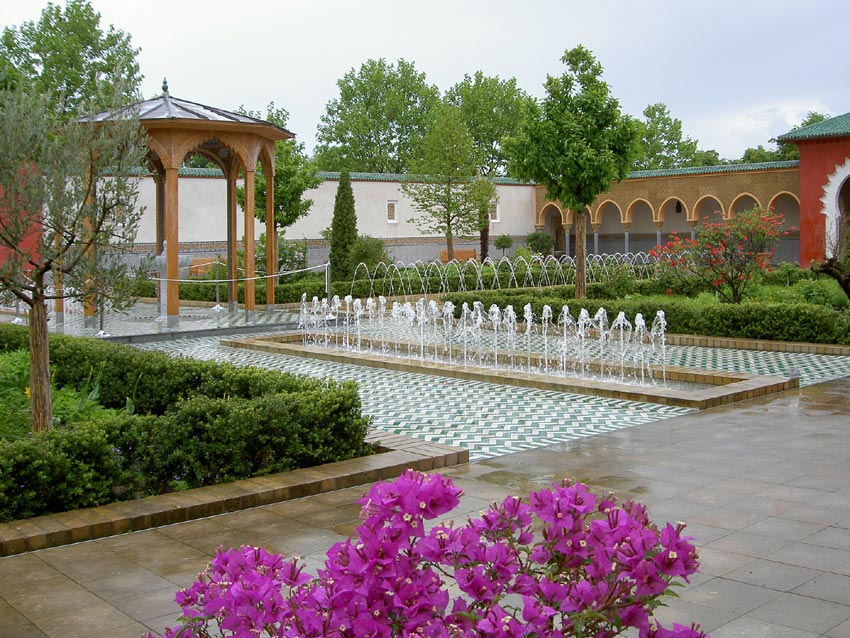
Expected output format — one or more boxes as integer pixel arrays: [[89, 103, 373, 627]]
[[92, 84, 292, 141]]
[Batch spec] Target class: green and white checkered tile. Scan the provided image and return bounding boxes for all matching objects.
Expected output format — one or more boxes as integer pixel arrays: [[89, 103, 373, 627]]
[[138, 336, 692, 462], [138, 329, 850, 461], [664, 345, 850, 387]]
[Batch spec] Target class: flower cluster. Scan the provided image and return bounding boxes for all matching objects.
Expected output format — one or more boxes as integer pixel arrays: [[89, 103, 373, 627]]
[[649, 207, 787, 303], [151, 470, 707, 638]]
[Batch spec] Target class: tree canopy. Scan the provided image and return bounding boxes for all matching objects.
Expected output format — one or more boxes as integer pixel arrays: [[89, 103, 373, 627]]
[[445, 71, 532, 176], [315, 58, 440, 173], [0, 0, 142, 115], [401, 103, 491, 261], [632, 103, 698, 170], [235, 103, 321, 231], [506, 45, 639, 297]]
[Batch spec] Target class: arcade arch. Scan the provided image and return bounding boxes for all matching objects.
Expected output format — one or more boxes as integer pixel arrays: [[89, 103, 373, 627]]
[[729, 192, 761, 216], [694, 195, 724, 225]]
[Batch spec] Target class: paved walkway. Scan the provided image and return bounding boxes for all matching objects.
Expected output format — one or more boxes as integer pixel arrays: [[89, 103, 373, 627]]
[[2, 378, 849, 637], [2, 307, 850, 637]]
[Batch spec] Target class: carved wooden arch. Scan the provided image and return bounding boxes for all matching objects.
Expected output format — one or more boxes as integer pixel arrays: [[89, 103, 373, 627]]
[[258, 140, 275, 178], [657, 196, 688, 223], [625, 197, 656, 224], [692, 194, 724, 223], [728, 192, 762, 218], [182, 131, 250, 174], [592, 199, 624, 225]]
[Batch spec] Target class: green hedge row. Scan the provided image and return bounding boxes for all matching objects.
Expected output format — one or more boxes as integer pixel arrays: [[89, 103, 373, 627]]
[[0, 325, 373, 521], [441, 292, 850, 345]]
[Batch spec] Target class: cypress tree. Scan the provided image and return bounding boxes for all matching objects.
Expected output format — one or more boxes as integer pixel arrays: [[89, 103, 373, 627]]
[[328, 170, 358, 281]]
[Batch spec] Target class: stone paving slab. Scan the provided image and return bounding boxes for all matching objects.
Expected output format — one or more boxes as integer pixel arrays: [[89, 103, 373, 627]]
[[3, 378, 850, 637]]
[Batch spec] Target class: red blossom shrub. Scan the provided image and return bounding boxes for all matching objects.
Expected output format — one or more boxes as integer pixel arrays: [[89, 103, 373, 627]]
[[650, 207, 786, 303]]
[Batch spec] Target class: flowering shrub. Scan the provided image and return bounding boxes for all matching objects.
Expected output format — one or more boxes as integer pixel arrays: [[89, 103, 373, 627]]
[[150, 470, 707, 638], [650, 207, 788, 303]]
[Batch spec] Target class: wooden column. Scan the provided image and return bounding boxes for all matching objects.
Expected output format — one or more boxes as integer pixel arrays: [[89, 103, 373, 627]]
[[165, 166, 180, 328], [226, 174, 238, 312], [266, 174, 276, 310], [243, 169, 256, 318]]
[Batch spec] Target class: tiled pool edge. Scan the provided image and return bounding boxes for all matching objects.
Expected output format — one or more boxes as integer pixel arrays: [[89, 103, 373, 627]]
[[666, 333, 850, 355], [0, 432, 468, 557], [224, 336, 800, 410]]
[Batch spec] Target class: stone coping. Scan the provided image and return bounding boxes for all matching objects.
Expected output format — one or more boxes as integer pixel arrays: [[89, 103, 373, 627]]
[[666, 333, 850, 355], [224, 335, 799, 411], [0, 432, 468, 558]]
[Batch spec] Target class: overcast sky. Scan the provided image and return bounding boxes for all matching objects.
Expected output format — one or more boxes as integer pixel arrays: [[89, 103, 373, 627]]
[[3, 0, 849, 161]]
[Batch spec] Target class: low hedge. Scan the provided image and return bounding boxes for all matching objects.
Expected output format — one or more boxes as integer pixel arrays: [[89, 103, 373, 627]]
[[0, 325, 373, 522], [440, 292, 850, 345]]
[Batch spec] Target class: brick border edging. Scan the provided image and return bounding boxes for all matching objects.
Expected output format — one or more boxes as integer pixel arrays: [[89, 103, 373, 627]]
[[666, 333, 850, 356], [0, 433, 469, 558]]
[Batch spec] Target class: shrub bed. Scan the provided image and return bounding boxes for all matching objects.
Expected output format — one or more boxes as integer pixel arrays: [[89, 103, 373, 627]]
[[441, 291, 850, 345], [0, 325, 373, 522]]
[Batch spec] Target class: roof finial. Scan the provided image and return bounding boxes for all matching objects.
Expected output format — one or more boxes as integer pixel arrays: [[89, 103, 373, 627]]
[[162, 77, 169, 94]]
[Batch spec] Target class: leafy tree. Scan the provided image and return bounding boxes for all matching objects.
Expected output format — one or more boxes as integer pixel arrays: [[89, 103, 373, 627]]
[[651, 207, 785, 303], [526, 231, 554, 255], [689, 148, 725, 167], [400, 104, 487, 261], [328, 170, 357, 281], [349, 235, 389, 271], [506, 45, 639, 298], [315, 58, 440, 173], [632, 103, 698, 170], [738, 112, 830, 163], [494, 234, 513, 256], [445, 71, 532, 176], [0, 0, 142, 115], [235, 102, 321, 232], [0, 80, 148, 432]]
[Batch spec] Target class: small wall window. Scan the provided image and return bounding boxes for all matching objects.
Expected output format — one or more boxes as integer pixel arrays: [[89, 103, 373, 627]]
[[489, 201, 499, 222], [387, 200, 398, 223]]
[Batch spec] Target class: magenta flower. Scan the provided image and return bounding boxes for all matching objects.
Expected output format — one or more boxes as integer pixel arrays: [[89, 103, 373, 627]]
[[151, 471, 708, 638]]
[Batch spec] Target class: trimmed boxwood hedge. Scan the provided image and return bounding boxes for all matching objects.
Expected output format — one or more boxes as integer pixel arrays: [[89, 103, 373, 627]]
[[0, 325, 373, 522], [441, 291, 850, 345]]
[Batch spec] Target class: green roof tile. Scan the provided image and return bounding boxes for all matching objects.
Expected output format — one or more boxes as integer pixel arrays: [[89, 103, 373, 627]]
[[627, 160, 799, 179], [145, 163, 801, 184], [316, 171, 527, 185], [178, 167, 225, 177], [776, 112, 850, 142]]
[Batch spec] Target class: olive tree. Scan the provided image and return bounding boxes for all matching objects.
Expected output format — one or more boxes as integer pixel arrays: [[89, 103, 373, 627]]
[[0, 81, 147, 432]]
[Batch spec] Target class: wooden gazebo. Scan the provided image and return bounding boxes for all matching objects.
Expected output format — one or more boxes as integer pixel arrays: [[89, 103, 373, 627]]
[[93, 80, 292, 328]]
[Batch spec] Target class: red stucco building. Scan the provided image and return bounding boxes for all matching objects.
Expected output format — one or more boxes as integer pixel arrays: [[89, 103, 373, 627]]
[[777, 112, 850, 267]]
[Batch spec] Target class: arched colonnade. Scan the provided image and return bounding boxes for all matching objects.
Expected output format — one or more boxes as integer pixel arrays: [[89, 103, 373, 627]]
[[534, 163, 801, 262]]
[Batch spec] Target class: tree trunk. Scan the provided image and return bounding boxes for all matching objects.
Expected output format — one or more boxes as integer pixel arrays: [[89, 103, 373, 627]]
[[446, 230, 454, 261], [479, 224, 490, 261], [812, 257, 850, 300], [28, 299, 53, 433], [575, 210, 587, 299]]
